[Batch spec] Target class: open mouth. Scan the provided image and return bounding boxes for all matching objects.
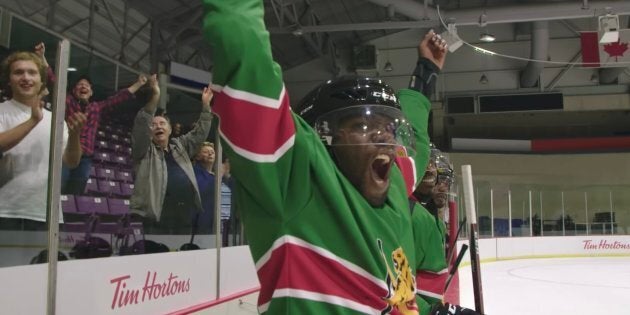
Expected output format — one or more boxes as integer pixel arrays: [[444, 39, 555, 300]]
[[422, 172, 436, 184], [371, 153, 393, 183], [155, 130, 165, 136]]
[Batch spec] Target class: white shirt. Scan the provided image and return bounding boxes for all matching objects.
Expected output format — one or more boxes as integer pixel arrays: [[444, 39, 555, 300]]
[[0, 99, 68, 222]]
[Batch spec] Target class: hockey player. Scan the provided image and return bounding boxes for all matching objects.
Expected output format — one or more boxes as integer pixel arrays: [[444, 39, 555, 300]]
[[202, 0, 446, 313], [412, 151, 481, 314]]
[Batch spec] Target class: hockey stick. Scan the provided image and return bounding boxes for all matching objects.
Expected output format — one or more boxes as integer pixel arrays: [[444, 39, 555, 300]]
[[461, 165, 485, 314], [443, 243, 468, 294], [446, 217, 466, 267]]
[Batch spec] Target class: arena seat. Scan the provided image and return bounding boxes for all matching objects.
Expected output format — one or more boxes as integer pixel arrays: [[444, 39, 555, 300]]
[[115, 170, 133, 183], [119, 183, 134, 198], [95, 167, 116, 180], [108, 198, 130, 215], [98, 180, 122, 196], [60, 195, 77, 214], [94, 151, 113, 164], [75, 196, 109, 214]]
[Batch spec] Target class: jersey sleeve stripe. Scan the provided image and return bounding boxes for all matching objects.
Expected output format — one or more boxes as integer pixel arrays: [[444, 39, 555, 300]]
[[212, 89, 295, 159], [222, 85, 285, 109], [416, 269, 449, 297]]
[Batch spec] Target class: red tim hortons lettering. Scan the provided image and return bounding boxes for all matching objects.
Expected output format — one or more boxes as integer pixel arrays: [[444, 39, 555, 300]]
[[110, 271, 191, 310]]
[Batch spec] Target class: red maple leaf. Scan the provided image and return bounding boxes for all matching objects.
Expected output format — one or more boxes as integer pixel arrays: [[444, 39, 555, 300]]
[[603, 41, 629, 62]]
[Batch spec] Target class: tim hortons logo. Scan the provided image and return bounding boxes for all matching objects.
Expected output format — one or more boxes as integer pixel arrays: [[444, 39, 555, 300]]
[[110, 271, 191, 310], [582, 239, 630, 250]]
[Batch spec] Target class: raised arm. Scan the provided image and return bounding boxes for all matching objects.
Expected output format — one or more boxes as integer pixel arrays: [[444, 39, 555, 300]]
[[179, 84, 213, 157], [398, 30, 447, 188], [95, 74, 146, 111], [33, 42, 56, 87], [131, 74, 159, 162], [202, 0, 298, 214], [127, 74, 148, 94]]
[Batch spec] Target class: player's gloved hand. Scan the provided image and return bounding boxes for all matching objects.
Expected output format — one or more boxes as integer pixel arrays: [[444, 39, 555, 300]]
[[430, 302, 482, 315]]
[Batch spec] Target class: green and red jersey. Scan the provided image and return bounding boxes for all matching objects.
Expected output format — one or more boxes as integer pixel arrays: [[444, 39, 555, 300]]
[[202, 0, 431, 313], [412, 203, 449, 314]]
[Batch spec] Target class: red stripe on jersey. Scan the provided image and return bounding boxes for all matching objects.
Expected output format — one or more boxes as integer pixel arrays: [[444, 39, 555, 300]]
[[416, 269, 448, 296], [213, 90, 294, 156], [395, 156, 416, 196], [256, 242, 390, 311]]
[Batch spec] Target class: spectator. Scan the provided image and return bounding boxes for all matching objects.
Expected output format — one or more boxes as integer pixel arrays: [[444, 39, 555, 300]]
[[59, 45, 148, 195], [0, 50, 85, 224], [130, 76, 212, 234], [192, 141, 217, 233], [192, 143, 233, 246], [413, 143, 440, 205], [219, 158, 233, 246], [202, 1, 457, 313]]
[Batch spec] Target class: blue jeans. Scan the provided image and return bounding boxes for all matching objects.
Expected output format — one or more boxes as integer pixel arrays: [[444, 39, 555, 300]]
[[61, 155, 92, 195]]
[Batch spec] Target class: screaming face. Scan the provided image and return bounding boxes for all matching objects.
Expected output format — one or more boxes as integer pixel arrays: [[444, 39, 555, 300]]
[[332, 114, 398, 207], [151, 116, 171, 148], [73, 79, 93, 102]]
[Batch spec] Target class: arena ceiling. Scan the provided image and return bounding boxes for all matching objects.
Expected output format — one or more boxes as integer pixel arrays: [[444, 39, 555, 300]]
[[2, 0, 630, 144], [2, 0, 629, 75]]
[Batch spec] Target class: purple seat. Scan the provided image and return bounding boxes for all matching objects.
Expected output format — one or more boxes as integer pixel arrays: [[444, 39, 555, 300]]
[[94, 151, 112, 164], [61, 195, 77, 213], [122, 137, 131, 145], [114, 127, 126, 136], [119, 183, 134, 197], [95, 140, 110, 152], [108, 198, 130, 215], [113, 155, 129, 166], [115, 170, 133, 183], [85, 178, 99, 195], [111, 134, 120, 143], [75, 196, 109, 214], [96, 167, 116, 180], [98, 180, 122, 196], [111, 143, 122, 152], [96, 130, 107, 141]]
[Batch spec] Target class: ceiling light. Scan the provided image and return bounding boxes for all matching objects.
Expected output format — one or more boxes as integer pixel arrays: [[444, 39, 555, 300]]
[[479, 74, 489, 84], [292, 28, 304, 37], [383, 61, 393, 72], [67, 67, 77, 71], [479, 33, 496, 42]]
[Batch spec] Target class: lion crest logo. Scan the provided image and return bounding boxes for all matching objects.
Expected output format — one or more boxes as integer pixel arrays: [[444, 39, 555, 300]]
[[377, 239, 418, 315]]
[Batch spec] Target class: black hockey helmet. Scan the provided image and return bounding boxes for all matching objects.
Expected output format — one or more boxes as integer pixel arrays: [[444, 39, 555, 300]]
[[294, 76, 415, 155], [434, 151, 453, 188]]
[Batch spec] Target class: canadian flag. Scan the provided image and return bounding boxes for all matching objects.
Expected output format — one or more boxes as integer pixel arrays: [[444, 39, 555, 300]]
[[580, 30, 630, 67]]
